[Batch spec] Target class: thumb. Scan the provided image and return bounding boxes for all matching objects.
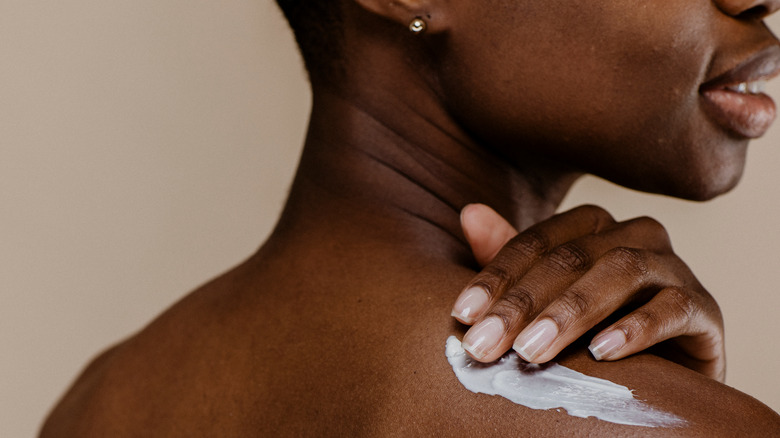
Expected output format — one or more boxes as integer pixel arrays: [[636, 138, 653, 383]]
[[461, 204, 518, 266]]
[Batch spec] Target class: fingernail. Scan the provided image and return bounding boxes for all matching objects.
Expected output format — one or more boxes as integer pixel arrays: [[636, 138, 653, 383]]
[[460, 203, 481, 223], [460, 204, 474, 223], [589, 330, 626, 361], [513, 319, 558, 362], [451, 286, 489, 324], [462, 316, 504, 359]]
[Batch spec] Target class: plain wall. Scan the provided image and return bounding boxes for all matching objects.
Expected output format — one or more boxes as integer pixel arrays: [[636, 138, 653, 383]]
[[2, 2, 778, 436]]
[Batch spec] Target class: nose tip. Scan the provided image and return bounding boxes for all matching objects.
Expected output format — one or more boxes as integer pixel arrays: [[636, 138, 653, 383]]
[[715, 0, 780, 18]]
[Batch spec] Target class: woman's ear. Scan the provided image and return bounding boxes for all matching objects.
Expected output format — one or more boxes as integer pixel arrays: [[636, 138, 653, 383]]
[[352, 0, 448, 34]]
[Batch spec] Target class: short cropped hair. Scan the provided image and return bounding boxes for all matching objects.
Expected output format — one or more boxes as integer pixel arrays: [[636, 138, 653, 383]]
[[275, 0, 345, 85]]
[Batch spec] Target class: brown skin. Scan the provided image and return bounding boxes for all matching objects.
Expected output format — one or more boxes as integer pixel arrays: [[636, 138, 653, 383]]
[[434, 0, 780, 200], [455, 204, 725, 380], [41, 0, 780, 435]]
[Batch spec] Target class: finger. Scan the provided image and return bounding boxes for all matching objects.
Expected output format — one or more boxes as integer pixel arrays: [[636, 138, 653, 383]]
[[588, 286, 725, 380], [452, 204, 518, 327], [463, 219, 668, 362], [452, 205, 615, 325], [460, 203, 518, 266], [510, 246, 657, 364]]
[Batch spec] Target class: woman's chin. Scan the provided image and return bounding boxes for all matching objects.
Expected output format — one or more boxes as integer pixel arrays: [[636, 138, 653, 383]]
[[653, 167, 744, 202]]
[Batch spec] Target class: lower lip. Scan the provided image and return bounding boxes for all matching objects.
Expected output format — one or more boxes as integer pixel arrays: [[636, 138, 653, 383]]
[[700, 89, 776, 139]]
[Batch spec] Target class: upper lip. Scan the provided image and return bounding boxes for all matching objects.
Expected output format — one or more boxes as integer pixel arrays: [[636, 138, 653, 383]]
[[700, 45, 780, 92]]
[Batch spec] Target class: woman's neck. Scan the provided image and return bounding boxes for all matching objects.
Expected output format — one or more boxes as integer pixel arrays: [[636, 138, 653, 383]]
[[271, 88, 581, 264]]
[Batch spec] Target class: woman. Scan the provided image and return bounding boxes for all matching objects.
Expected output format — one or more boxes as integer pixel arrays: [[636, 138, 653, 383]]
[[42, 0, 780, 435]]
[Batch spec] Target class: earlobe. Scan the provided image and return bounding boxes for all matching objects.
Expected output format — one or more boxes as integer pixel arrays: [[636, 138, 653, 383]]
[[352, 0, 445, 34]]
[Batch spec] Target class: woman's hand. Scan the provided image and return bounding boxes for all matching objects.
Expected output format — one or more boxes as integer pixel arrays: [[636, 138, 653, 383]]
[[453, 203, 725, 381]]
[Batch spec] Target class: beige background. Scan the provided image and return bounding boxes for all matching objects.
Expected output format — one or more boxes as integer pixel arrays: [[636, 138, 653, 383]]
[[2, 1, 779, 436]]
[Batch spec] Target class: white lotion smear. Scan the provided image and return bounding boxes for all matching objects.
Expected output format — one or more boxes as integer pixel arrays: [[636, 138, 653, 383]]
[[445, 336, 685, 428]]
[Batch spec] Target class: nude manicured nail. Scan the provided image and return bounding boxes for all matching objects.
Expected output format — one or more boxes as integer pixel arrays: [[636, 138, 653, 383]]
[[451, 286, 489, 323], [462, 316, 504, 359], [514, 319, 558, 362], [589, 330, 627, 361]]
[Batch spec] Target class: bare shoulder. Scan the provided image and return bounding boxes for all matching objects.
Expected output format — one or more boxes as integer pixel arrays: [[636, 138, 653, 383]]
[[409, 336, 780, 437], [356, 282, 780, 437], [40, 254, 780, 437]]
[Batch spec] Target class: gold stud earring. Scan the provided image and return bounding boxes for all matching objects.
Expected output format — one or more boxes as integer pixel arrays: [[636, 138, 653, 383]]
[[409, 17, 427, 34]]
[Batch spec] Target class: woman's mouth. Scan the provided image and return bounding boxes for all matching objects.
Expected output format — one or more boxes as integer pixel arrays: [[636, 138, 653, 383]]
[[700, 46, 780, 139], [701, 83, 775, 139]]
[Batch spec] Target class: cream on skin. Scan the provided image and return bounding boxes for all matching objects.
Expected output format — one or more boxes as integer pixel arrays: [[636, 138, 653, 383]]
[[445, 336, 686, 428]]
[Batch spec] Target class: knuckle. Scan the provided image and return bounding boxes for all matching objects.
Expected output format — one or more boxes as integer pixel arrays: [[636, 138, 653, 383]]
[[575, 204, 615, 230], [630, 216, 672, 246], [603, 247, 649, 279], [634, 216, 666, 232], [507, 229, 552, 259], [621, 287, 697, 342], [473, 267, 511, 298], [480, 263, 510, 282], [546, 242, 592, 274], [553, 289, 593, 325], [492, 287, 539, 323], [621, 308, 662, 342], [660, 286, 697, 323]]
